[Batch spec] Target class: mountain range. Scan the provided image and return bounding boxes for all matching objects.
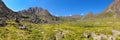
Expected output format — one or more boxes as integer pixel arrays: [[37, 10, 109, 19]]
[[0, 0, 120, 26], [0, 0, 120, 40], [0, 0, 60, 25]]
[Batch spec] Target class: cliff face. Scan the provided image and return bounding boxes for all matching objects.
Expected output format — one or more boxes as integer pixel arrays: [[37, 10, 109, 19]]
[[105, 0, 120, 13], [0, 0, 18, 26], [0, 0, 17, 18], [18, 7, 59, 23], [0, 0, 13, 13], [85, 12, 93, 18], [103, 0, 120, 18], [0, 0, 59, 25]]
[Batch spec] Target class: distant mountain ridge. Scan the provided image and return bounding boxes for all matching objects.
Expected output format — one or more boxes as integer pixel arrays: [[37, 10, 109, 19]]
[[61, 0, 120, 21], [0, 0, 120, 26]]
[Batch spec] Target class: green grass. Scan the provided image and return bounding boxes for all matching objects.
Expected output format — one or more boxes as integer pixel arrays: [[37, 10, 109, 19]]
[[0, 18, 120, 40]]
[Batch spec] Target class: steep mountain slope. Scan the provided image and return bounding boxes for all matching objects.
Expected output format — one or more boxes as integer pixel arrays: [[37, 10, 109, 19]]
[[103, 0, 120, 18], [84, 12, 93, 19], [0, 0, 19, 26], [105, 0, 120, 13], [0, 0, 13, 14], [0, 0, 60, 26], [18, 7, 59, 24], [1, 0, 120, 40]]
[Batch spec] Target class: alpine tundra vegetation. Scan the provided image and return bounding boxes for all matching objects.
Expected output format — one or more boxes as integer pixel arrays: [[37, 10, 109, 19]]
[[0, 0, 120, 40]]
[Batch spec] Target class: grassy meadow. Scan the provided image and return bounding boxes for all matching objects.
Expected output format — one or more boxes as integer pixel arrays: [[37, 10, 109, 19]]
[[0, 17, 120, 40]]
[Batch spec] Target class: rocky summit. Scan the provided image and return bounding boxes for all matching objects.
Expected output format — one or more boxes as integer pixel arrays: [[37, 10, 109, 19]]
[[103, 0, 120, 18], [105, 0, 120, 13], [0, 0, 60, 26], [0, 0, 120, 40], [0, 0, 119, 25], [18, 7, 59, 24]]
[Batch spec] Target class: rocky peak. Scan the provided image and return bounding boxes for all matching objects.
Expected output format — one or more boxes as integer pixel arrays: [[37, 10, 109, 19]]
[[115, 0, 120, 2], [85, 12, 93, 17], [19, 7, 52, 16], [27, 7, 43, 13], [38, 10, 53, 17], [18, 7, 59, 23], [105, 0, 120, 13], [0, 0, 59, 24], [82, 12, 93, 19]]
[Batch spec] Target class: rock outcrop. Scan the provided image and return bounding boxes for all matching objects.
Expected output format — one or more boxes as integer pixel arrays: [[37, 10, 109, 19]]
[[105, 0, 120, 13], [103, 0, 120, 18], [85, 12, 93, 18], [0, 0, 60, 26], [18, 7, 59, 24], [0, 0, 19, 26]]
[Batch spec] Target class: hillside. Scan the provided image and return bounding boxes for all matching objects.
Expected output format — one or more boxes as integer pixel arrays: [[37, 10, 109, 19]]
[[18, 7, 59, 24], [103, 0, 120, 18], [105, 0, 120, 13], [1, 0, 120, 40], [0, 0, 19, 26]]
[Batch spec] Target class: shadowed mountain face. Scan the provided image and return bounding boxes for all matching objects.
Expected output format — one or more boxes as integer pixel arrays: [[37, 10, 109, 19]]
[[0, 0, 59, 25], [0, 0, 12, 13], [0, 0, 119, 25], [0, 0, 19, 26], [0, 0, 18, 18], [18, 7, 59, 24]]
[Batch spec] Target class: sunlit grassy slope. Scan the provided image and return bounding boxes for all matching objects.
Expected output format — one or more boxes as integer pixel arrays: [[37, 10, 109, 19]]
[[1, 17, 120, 40]]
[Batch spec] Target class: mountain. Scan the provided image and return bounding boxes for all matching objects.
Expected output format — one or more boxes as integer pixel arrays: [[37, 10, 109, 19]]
[[60, 14, 82, 22], [0, 0, 60, 26], [103, 0, 120, 18], [0, 0, 19, 26], [18, 7, 59, 24], [0, 0, 119, 25], [105, 0, 120, 13], [0, 0, 13, 14], [84, 12, 93, 19], [0, 0, 18, 18]]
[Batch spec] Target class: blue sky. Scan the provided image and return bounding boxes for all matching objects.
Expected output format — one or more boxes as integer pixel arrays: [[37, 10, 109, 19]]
[[3, 0, 114, 16]]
